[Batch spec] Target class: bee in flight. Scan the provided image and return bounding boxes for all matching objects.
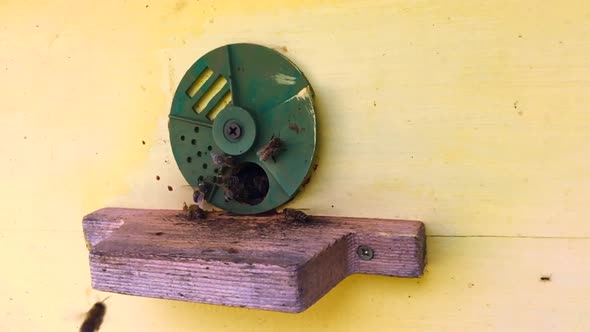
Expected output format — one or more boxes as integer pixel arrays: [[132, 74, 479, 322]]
[[80, 297, 109, 332]]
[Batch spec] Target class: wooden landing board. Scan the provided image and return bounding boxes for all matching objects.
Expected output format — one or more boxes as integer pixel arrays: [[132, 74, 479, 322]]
[[82, 208, 426, 313]]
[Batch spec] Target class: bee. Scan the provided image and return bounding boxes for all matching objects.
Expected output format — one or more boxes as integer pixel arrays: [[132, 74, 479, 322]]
[[80, 297, 109, 332], [193, 177, 215, 209], [283, 208, 309, 223], [219, 175, 240, 188], [196, 181, 212, 195], [224, 179, 242, 202], [192, 181, 214, 208], [212, 174, 242, 202], [223, 189, 235, 202], [257, 135, 284, 162], [211, 152, 237, 168], [193, 190, 204, 206], [183, 202, 207, 220]]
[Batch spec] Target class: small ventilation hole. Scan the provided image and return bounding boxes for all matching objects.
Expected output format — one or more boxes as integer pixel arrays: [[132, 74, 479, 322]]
[[191, 139, 196, 145], [197, 151, 202, 157], [180, 135, 185, 141], [187, 157, 192, 163], [202, 163, 208, 169]]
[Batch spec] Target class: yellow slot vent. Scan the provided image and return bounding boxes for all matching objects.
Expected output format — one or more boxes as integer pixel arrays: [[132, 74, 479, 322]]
[[207, 90, 232, 120], [186, 67, 213, 98], [193, 76, 228, 114]]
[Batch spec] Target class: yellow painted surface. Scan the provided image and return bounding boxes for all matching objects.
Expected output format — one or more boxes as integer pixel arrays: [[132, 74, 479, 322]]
[[1, 0, 589, 330]]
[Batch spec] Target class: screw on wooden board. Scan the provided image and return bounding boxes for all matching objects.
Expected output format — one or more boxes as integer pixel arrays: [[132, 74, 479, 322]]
[[224, 120, 242, 141], [357, 245, 374, 260]]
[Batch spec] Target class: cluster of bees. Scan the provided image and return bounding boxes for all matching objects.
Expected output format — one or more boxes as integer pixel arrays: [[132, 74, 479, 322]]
[[210, 153, 269, 204], [209, 135, 282, 204], [181, 136, 309, 223]]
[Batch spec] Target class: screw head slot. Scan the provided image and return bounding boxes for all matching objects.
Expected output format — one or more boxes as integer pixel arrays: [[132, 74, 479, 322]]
[[224, 120, 242, 141]]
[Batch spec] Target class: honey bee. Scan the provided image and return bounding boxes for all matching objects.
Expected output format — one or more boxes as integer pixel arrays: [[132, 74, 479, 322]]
[[193, 190, 204, 206], [183, 202, 207, 220], [211, 152, 237, 168], [219, 179, 238, 202], [196, 181, 212, 195], [223, 189, 235, 202], [283, 208, 309, 223], [219, 175, 240, 188], [193, 181, 213, 208], [257, 135, 284, 162], [80, 297, 109, 332], [218, 175, 241, 202]]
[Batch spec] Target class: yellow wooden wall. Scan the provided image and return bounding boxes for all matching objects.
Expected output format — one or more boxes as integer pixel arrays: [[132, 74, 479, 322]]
[[2, 0, 589, 330]]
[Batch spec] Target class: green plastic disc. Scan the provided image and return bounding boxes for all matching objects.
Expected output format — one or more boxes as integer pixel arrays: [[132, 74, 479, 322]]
[[168, 43, 316, 214]]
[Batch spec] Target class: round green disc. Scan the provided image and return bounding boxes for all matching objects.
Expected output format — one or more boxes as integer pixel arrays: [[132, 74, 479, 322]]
[[168, 43, 317, 214]]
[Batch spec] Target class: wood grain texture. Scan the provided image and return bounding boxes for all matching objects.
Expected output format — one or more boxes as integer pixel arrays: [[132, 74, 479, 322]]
[[83, 208, 425, 312]]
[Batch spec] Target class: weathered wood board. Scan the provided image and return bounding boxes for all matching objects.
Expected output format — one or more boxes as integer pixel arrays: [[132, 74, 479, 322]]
[[83, 208, 425, 312]]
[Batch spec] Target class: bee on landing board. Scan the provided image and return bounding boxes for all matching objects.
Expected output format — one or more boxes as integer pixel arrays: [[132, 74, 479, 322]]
[[283, 208, 310, 223], [257, 135, 284, 162], [80, 297, 109, 332], [183, 202, 207, 220]]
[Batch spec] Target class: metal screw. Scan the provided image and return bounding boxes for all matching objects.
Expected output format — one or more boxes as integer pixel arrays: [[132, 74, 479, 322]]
[[224, 120, 242, 141], [357, 245, 374, 261]]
